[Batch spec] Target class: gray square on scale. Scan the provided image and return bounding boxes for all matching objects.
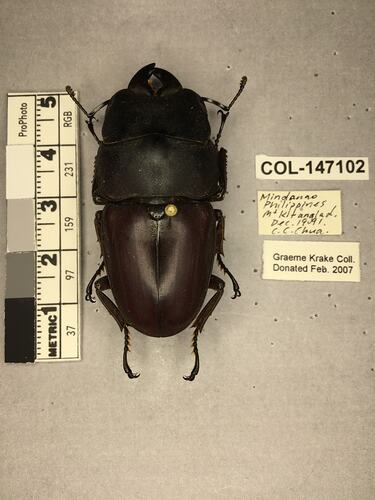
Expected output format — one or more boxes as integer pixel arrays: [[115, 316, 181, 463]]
[[6, 252, 35, 298], [7, 199, 35, 252]]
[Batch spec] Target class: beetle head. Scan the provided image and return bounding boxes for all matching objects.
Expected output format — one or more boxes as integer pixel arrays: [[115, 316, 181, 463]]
[[128, 63, 182, 96]]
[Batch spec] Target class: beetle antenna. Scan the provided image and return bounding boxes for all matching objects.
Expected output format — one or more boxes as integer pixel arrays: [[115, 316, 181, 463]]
[[211, 76, 247, 146], [227, 76, 247, 111], [66, 86, 110, 144], [65, 86, 93, 119]]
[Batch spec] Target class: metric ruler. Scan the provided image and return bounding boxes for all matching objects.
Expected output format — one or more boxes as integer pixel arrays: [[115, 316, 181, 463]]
[[5, 92, 80, 363]]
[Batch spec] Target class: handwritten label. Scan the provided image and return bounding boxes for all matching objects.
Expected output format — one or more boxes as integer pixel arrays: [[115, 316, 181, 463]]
[[255, 155, 369, 180], [262, 241, 360, 282], [257, 190, 341, 235]]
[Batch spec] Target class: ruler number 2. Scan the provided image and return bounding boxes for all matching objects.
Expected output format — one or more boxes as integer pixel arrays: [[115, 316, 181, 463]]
[[41, 253, 57, 266]]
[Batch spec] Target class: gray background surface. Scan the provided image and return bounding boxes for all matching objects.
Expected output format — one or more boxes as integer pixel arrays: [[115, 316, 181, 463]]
[[1, 1, 374, 499]]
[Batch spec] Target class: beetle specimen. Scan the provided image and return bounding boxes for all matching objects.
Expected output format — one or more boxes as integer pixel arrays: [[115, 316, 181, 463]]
[[67, 63, 246, 380]]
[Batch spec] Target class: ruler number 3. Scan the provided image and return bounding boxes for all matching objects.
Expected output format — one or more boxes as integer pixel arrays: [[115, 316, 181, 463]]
[[41, 200, 57, 212]]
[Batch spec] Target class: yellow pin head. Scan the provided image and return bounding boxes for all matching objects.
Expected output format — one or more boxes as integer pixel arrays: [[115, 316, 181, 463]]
[[164, 204, 178, 217]]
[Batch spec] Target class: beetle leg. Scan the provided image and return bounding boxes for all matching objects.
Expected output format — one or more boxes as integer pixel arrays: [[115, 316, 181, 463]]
[[123, 326, 140, 379], [217, 254, 241, 299], [94, 276, 140, 379], [85, 260, 105, 303], [211, 148, 227, 201], [201, 97, 229, 111], [214, 209, 241, 299], [183, 327, 200, 382], [85, 210, 106, 302], [183, 275, 225, 381], [95, 276, 124, 330]]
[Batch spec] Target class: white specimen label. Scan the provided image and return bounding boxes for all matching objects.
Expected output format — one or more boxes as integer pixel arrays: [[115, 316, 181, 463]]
[[256, 155, 369, 180], [258, 190, 341, 235], [262, 241, 360, 282]]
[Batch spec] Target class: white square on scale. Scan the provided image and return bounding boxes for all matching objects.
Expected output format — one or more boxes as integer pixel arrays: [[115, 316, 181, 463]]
[[6, 145, 35, 199]]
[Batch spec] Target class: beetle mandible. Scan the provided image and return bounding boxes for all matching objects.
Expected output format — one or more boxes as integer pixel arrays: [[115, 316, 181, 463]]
[[67, 63, 247, 380]]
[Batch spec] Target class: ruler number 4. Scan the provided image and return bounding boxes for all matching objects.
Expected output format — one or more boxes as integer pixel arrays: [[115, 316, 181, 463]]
[[40, 148, 56, 161]]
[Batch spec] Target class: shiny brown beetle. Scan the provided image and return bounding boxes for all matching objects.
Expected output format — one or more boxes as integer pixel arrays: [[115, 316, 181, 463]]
[[67, 63, 246, 380]]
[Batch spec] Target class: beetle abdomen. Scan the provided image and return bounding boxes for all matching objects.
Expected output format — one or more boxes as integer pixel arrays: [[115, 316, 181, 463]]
[[100, 203, 216, 337]]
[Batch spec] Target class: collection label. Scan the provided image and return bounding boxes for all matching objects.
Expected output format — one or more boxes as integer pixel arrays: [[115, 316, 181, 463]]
[[256, 155, 369, 180], [262, 241, 360, 282], [258, 190, 341, 235]]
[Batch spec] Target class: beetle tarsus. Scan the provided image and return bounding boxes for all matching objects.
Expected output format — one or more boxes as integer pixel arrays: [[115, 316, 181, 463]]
[[217, 255, 241, 299], [183, 328, 200, 381], [214, 209, 242, 299], [123, 326, 140, 379], [85, 291, 96, 303], [183, 275, 225, 380], [126, 370, 140, 379], [85, 281, 97, 302], [85, 260, 105, 302]]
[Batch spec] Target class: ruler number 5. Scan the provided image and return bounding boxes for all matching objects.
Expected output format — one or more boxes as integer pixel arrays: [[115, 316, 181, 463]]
[[40, 96, 56, 108]]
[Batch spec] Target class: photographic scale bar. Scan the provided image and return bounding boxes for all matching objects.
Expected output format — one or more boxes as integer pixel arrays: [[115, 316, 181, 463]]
[[5, 91, 80, 363]]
